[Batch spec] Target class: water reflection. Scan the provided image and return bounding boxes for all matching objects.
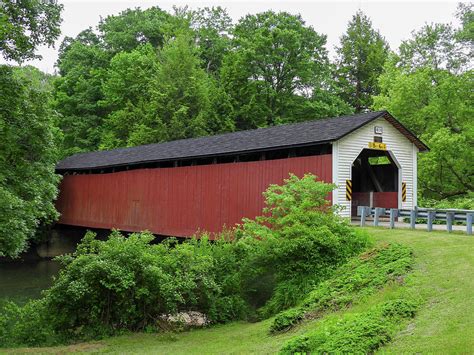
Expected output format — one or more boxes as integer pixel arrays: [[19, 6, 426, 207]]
[[0, 259, 61, 304]]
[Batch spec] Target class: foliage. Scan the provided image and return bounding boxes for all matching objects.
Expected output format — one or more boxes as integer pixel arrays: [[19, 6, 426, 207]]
[[374, 60, 473, 200], [0, 299, 57, 347], [53, 29, 110, 157], [280, 298, 418, 354], [98, 44, 159, 149], [236, 174, 370, 316], [190, 6, 233, 74], [420, 192, 474, 210], [335, 10, 389, 112], [270, 243, 413, 333], [0, 0, 63, 62], [0, 174, 369, 346], [0, 66, 60, 257], [98, 7, 178, 53], [221, 11, 351, 130], [5, 228, 472, 353], [372, 6, 472, 203], [100, 32, 234, 148]]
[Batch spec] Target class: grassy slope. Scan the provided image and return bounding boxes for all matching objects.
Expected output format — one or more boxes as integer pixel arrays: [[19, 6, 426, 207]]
[[5, 228, 474, 354]]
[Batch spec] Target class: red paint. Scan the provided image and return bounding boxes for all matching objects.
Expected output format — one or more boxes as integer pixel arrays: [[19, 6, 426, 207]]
[[56, 155, 332, 237], [352, 192, 398, 215]]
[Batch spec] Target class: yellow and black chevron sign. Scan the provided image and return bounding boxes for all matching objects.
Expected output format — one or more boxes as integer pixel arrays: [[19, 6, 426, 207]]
[[346, 179, 352, 201], [402, 182, 407, 202]]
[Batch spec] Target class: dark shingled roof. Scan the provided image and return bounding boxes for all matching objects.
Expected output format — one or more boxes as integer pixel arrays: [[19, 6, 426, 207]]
[[56, 110, 428, 172]]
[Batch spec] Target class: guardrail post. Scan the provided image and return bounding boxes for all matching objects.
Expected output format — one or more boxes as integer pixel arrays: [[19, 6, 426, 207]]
[[467, 213, 473, 235], [360, 207, 368, 227], [446, 212, 454, 233], [389, 209, 398, 229], [374, 208, 385, 227], [410, 210, 417, 229], [427, 211, 435, 232]]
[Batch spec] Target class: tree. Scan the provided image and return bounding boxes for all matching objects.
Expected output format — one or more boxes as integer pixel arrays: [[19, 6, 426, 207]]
[[100, 32, 234, 148], [373, 60, 473, 200], [138, 32, 234, 144], [399, 23, 467, 73], [0, 0, 63, 62], [190, 6, 233, 74], [335, 11, 389, 112], [0, 66, 60, 257], [99, 44, 159, 149], [373, 5, 473, 201], [98, 7, 177, 53], [53, 30, 110, 157], [455, 2, 474, 44], [221, 11, 351, 130]]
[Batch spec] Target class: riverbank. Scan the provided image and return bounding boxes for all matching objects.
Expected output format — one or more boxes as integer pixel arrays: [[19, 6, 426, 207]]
[[5, 227, 473, 353]]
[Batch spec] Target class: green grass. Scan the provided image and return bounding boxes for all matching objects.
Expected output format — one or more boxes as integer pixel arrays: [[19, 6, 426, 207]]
[[4, 228, 474, 354]]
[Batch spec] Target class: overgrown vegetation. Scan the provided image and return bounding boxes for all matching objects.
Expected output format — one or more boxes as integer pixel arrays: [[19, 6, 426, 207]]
[[270, 243, 414, 333], [0, 175, 369, 347], [280, 299, 419, 354]]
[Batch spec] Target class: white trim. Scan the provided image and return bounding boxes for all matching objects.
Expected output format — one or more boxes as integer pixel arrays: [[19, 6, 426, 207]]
[[386, 150, 402, 209], [412, 144, 418, 207], [332, 141, 339, 207]]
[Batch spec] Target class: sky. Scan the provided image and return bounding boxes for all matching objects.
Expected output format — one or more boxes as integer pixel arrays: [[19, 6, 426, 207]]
[[2, 0, 463, 73]]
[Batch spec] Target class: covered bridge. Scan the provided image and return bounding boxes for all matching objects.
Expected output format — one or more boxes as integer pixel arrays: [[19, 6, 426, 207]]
[[55, 111, 428, 237]]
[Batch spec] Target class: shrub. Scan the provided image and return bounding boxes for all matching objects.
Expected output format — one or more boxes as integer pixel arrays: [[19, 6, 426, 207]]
[[0, 299, 58, 347], [270, 308, 304, 333], [237, 174, 370, 316], [280, 298, 419, 354], [270, 243, 414, 332], [1, 174, 370, 346]]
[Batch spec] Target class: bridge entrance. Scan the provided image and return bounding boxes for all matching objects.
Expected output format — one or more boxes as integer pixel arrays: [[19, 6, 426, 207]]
[[351, 148, 399, 216]]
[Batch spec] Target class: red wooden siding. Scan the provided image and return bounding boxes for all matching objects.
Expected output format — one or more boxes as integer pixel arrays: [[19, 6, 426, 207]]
[[352, 192, 398, 215], [56, 154, 332, 237]]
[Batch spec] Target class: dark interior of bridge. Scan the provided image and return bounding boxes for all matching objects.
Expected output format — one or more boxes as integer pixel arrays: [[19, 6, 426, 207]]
[[352, 149, 399, 193]]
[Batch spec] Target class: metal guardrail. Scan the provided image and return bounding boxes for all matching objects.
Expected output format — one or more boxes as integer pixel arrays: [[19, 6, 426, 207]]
[[357, 206, 473, 235]]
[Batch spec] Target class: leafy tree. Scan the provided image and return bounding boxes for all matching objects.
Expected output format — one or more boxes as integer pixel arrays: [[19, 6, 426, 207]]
[[335, 11, 389, 112], [221, 11, 351, 130], [455, 2, 474, 44], [138, 32, 234, 145], [0, 66, 60, 257], [99, 44, 159, 149], [374, 60, 473, 199], [53, 30, 110, 157], [190, 6, 233, 74], [399, 4, 472, 74], [374, 6, 473, 201], [0, 0, 62, 62], [98, 7, 177, 53], [399, 23, 466, 73]]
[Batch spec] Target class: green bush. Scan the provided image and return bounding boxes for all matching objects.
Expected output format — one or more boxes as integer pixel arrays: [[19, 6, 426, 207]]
[[0, 299, 58, 347], [280, 299, 419, 354], [270, 243, 413, 332], [270, 308, 304, 333], [1, 174, 370, 346], [237, 174, 370, 317]]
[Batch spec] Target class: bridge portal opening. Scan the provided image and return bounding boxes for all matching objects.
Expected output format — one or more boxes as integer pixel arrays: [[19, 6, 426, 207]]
[[351, 148, 399, 216]]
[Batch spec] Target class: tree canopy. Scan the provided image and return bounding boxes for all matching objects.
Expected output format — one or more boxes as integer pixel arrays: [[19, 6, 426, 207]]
[[335, 11, 389, 112], [373, 4, 473, 200], [221, 11, 351, 130], [0, 66, 60, 257], [0, 0, 63, 62]]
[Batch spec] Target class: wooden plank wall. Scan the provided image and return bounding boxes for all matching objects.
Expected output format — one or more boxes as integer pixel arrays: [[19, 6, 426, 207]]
[[55, 154, 332, 237]]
